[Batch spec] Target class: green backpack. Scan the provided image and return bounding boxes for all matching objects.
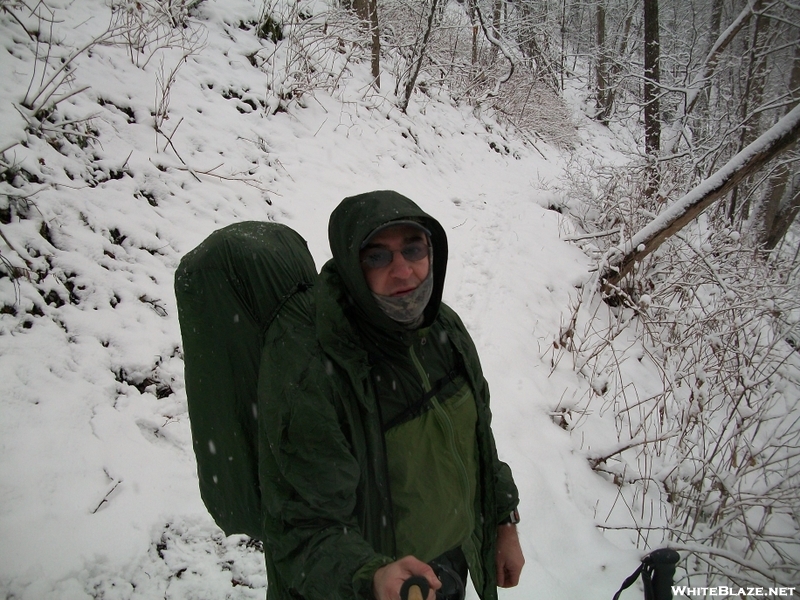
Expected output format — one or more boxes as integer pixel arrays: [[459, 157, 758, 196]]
[[174, 222, 317, 539]]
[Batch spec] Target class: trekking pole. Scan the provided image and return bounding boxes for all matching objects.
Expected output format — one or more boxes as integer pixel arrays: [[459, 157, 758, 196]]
[[400, 576, 430, 600], [613, 548, 680, 600], [400, 564, 466, 600]]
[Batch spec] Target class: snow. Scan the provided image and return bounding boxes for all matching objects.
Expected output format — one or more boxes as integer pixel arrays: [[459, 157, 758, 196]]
[[0, 0, 694, 598]]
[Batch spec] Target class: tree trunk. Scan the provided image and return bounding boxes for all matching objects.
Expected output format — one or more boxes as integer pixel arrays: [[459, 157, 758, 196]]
[[368, 0, 380, 89], [762, 172, 800, 251], [400, 0, 440, 113], [559, 0, 566, 90], [728, 12, 770, 222], [709, 0, 723, 42], [490, 0, 502, 62], [754, 41, 800, 250], [595, 0, 610, 124], [467, 0, 478, 67], [601, 104, 800, 289], [352, 0, 380, 89], [755, 161, 800, 251], [643, 0, 661, 197]]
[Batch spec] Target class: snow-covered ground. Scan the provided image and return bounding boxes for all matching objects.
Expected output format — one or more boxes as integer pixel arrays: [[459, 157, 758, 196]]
[[0, 1, 657, 598]]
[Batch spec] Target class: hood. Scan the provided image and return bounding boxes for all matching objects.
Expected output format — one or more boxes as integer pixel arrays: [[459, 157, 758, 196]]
[[327, 190, 448, 332]]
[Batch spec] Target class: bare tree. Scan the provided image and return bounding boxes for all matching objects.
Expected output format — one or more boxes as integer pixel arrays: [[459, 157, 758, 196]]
[[727, 11, 773, 222], [345, 0, 380, 89], [643, 0, 661, 197], [467, 0, 479, 69], [752, 41, 800, 251], [662, 0, 763, 156], [399, 0, 440, 112], [595, 0, 611, 123]]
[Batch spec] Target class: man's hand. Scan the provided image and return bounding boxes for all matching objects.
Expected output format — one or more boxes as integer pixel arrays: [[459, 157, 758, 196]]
[[496, 524, 525, 588], [373, 555, 441, 600]]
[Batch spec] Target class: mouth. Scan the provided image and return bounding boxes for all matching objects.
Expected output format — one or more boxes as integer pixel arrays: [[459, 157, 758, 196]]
[[391, 286, 417, 297]]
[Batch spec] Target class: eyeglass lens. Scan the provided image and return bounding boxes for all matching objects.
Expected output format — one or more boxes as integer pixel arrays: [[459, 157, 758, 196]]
[[362, 243, 428, 269]]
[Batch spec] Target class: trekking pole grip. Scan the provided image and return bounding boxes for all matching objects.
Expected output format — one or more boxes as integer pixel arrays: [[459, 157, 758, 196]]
[[400, 576, 430, 600]]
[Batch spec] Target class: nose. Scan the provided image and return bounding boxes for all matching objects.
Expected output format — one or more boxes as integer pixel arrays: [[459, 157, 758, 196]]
[[388, 251, 414, 277]]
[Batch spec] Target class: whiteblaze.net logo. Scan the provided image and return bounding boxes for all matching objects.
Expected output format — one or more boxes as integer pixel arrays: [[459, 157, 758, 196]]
[[672, 586, 796, 597]]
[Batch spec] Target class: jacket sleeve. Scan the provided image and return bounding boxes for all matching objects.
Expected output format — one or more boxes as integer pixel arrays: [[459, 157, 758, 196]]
[[258, 334, 390, 599], [477, 375, 520, 521]]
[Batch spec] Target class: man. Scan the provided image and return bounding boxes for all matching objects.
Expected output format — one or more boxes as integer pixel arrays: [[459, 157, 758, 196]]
[[258, 190, 523, 600]]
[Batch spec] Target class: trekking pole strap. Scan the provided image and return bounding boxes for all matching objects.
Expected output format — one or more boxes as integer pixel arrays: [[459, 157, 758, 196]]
[[612, 548, 680, 600], [613, 564, 645, 600]]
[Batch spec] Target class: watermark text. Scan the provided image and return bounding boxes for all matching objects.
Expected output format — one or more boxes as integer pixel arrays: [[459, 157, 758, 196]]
[[673, 586, 796, 597]]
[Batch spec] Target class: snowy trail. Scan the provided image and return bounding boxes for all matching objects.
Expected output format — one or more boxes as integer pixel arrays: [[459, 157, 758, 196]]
[[442, 187, 643, 599]]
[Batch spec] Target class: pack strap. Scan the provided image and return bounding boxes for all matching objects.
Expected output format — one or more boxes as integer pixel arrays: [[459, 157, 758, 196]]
[[382, 368, 460, 432], [260, 281, 313, 337]]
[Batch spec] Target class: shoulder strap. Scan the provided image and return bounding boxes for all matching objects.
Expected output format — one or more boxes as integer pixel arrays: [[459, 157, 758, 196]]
[[382, 367, 461, 432]]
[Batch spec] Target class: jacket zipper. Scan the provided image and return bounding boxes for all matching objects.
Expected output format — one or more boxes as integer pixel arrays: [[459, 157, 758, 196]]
[[409, 343, 475, 530]]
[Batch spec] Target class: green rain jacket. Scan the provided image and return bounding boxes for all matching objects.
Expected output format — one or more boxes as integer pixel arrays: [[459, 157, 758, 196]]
[[258, 191, 519, 600]]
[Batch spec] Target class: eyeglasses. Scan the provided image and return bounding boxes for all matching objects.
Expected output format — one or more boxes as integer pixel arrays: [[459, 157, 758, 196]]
[[360, 242, 429, 270]]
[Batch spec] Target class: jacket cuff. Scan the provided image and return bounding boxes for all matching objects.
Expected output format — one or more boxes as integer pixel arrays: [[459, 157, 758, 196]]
[[494, 460, 520, 520], [352, 555, 395, 599]]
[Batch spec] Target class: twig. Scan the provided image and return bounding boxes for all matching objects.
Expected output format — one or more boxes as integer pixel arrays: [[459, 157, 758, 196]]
[[24, 25, 125, 114], [91, 479, 123, 514], [588, 429, 681, 468], [0, 141, 20, 158], [150, 159, 277, 197], [563, 228, 623, 242], [0, 223, 36, 270]]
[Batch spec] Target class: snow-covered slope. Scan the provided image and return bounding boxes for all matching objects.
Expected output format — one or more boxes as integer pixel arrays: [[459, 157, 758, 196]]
[[0, 0, 643, 597]]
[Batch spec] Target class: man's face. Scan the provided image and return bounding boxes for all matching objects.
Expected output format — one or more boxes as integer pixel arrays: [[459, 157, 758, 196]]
[[360, 225, 430, 297]]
